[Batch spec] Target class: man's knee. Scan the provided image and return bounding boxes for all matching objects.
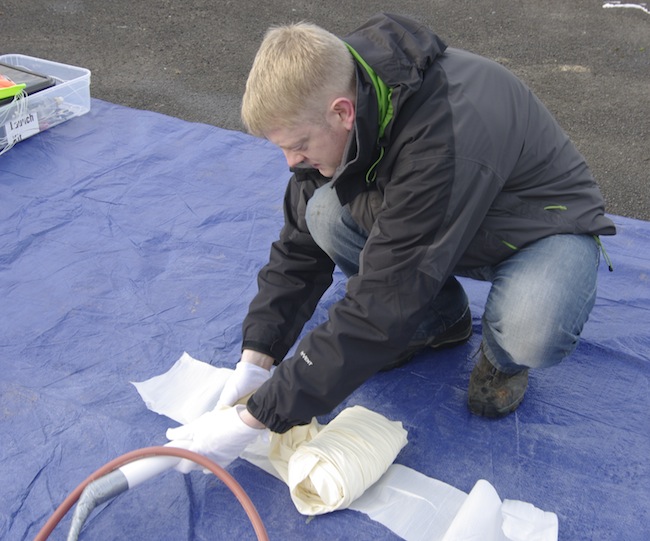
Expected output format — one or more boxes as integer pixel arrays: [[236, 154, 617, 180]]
[[305, 183, 339, 244], [482, 306, 582, 370]]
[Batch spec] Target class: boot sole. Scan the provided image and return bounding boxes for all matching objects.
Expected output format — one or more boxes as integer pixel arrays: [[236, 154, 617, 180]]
[[468, 390, 526, 418]]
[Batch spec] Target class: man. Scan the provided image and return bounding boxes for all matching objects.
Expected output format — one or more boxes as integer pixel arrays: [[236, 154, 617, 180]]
[[166, 13, 615, 469]]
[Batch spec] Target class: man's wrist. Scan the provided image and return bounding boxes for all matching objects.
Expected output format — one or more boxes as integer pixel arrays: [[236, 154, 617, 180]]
[[241, 349, 275, 370], [239, 406, 266, 429]]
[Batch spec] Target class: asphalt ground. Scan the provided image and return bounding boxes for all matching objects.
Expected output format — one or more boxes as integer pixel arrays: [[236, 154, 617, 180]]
[[2, 1, 649, 220]]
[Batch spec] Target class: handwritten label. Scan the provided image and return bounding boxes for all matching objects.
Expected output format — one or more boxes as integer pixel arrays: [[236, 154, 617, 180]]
[[4, 111, 40, 144]]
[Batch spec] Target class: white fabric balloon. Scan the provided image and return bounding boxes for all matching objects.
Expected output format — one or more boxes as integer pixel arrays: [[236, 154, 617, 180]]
[[269, 405, 408, 515]]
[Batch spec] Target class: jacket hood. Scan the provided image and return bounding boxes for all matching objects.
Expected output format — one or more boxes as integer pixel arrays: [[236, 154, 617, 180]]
[[333, 13, 447, 202], [344, 13, 447, 131]]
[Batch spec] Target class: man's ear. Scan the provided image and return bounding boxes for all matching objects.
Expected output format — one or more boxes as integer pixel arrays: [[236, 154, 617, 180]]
[[329, 97, 355, 131]]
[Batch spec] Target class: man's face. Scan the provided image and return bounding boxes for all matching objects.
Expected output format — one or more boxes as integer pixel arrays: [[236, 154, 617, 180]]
[[265, 98, 355, 178]]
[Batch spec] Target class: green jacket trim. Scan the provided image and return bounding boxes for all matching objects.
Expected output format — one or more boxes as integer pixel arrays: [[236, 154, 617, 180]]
[[345, 43, 393, 184]]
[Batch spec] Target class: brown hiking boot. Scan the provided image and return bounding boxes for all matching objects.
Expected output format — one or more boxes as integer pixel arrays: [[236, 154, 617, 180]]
[[382, 307, 473, 371], [468, 352, 528, 418]]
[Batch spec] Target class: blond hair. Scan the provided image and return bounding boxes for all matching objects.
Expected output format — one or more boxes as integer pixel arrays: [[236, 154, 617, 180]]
[[241, 22, 356, 137]]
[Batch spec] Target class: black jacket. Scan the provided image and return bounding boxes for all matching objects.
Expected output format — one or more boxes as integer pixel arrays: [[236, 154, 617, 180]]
[[244, 13, 616, 433]]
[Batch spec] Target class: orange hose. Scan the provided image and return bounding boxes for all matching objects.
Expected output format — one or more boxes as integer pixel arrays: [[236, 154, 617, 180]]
[[33, 446, 269, 541]]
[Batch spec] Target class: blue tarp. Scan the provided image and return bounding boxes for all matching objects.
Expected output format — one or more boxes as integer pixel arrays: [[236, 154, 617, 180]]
[[1, 99, 648, 540]]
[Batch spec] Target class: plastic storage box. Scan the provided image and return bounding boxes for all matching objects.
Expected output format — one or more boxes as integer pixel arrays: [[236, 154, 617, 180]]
[[0, 54, 91, 152]]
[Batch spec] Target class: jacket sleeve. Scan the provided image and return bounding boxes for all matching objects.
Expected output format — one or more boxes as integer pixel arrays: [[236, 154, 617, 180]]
[[247, 148, 503, 433], [241, 173, 335, 362]]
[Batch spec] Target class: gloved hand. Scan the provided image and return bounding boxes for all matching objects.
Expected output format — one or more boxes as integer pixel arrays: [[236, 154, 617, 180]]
[[166, 405, 263, 473], [217, 361, 272, 407]]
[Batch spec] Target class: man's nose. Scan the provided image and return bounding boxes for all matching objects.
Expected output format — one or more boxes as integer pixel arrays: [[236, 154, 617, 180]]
[[283, 149, 304, 168]]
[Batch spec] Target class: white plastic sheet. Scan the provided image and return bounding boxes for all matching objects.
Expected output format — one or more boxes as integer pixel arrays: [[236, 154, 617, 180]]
[[131, 351, 233, 425]]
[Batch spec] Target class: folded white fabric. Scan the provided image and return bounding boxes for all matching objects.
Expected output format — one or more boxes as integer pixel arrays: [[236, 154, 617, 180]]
[[269, 405, 408, 515]]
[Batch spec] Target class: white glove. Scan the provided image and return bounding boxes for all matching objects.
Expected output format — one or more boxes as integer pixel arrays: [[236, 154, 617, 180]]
[[217, 361, 272, 407], [166, 405, 262, 473]]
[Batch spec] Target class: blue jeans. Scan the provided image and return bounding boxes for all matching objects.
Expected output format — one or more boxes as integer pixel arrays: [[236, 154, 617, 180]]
[[305, 181, 600, 372]]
